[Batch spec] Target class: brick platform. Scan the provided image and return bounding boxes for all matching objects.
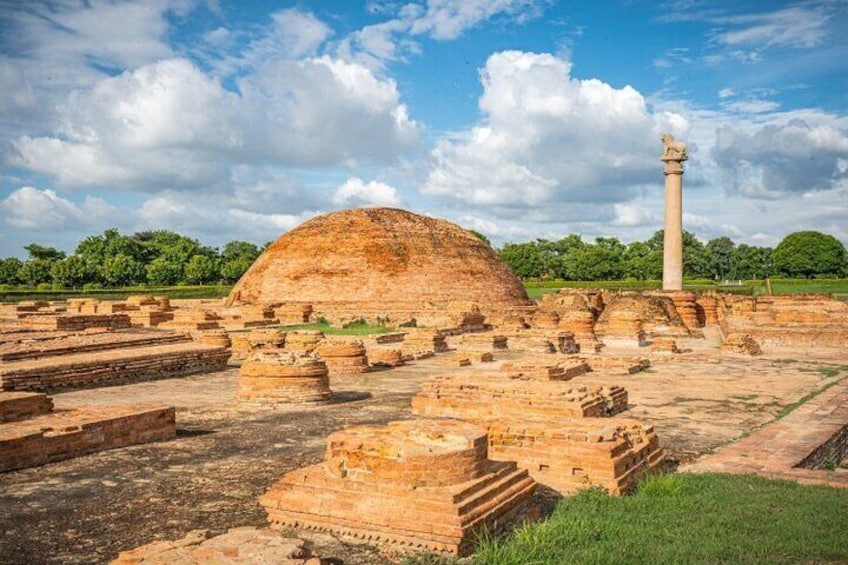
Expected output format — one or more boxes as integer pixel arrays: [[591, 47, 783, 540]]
[[0, 399, 175, 472], [0, 342, 230, 392], [237, 351, 333, 404], [315, 341, 370, 375], [111, 527, 320, 565], [411, 373, 628, 419], [683, 380, 848, 488], [484, 418, 663, 494], [0, 392, 53, 422], [260, 419, 536, 555]]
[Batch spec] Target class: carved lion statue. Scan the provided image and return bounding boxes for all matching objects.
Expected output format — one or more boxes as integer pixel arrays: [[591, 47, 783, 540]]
[[661, 133, 687, 160]]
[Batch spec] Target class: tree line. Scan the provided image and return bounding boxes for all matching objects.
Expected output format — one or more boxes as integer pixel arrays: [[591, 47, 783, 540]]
[[1, 227, 845, 289], [0, 229, 265, 289], [496, 230, 847, 281]]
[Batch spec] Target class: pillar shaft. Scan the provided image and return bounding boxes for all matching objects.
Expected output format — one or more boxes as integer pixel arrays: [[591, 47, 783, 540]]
[[663, 170, 683, 291]]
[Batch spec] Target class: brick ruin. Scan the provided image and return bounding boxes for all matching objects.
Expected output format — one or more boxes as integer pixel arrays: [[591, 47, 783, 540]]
[[5, 208, 848, 561], [409, 370, 664, 494], [225, 208, 533, 323], [717, 294, 847, 352], [237, 351, 333, 404], [0, 327, 229, 392], [111, 527, 321, 565], [0, 391, 174, 472], [260, 419, 536, 556]]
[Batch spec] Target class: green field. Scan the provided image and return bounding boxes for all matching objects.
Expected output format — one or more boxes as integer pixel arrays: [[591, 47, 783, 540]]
[[2, 278, 847, 303], [0, 285, 232, 303], [407, 473, 848, 565], [524, 278, 848, 300]]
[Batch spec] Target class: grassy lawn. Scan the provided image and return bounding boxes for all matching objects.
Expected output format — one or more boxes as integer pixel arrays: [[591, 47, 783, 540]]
[[0, 285, 232, 302], [408, 473, 848, 565], [278, 320, 395, 335], [524, 278, 848, 300]]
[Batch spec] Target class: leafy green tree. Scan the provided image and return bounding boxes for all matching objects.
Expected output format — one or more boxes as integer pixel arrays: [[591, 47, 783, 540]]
[[220, 256, 255, 283], [24, 243, 66, 262], [731, 244, 773, 280], [102, 254, 144, 286], [0, 258, 23, 284], [706, 237, 736, 280], [184, 254, 219, 285], [146, 257, 183, 286], [221, 241, 261, 261], [623, 241, 662, 280], [17, 260, 54, 286], [773, 231, 848, 278], [646, 229, 711, 278], [569, 238, 626, 280], [50, 256, 93, 288], [499, 242, 546, 279]]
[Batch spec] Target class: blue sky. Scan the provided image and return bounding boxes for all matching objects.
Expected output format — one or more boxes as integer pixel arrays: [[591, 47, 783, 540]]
[[1, 0, 846, 258]]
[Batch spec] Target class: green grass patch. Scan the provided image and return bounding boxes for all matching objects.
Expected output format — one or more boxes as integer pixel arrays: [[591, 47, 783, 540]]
[[773, 377, 845, 421], [279, 319, 394, 335], [0, 285, 232, 302], [462, 473, 848, 565]]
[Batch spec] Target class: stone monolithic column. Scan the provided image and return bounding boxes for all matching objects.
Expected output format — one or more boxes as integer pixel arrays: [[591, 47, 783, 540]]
[[661, 136, 687, 291]]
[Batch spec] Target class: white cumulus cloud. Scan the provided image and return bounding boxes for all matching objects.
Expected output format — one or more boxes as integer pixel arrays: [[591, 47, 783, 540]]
[[423, 50, 688, 209], [10, 55, 419, 191], [0, 187, 117, 230], [333, 177, 403, 207]]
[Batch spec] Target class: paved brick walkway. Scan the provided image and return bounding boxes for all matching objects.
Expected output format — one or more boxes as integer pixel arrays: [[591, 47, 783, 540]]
[[682, 379, 848, 488]]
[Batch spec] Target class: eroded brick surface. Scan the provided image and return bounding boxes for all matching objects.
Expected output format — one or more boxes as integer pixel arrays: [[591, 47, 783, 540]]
[[111, 527, 321, 565], [0, 398, 175, 472], [260, 419, 536, 556], [237, 351, 333, 404]]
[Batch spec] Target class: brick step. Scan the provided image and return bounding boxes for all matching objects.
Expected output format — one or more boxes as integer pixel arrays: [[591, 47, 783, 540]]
[[0, 343, 230, 392], [0, 330, 191, 361]]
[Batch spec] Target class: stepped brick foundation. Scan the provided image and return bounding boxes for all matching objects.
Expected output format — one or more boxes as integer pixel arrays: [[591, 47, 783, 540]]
[[501, 359, 591, 381], [0, 395, 174, 472], [366, 345, 405, 367], [0, 328, 190, 361], [315, 340, 370, 375], [237, 351, 332, 404], [719, 294, 847, 351], [448, 332, 508, 352], [0, 392, 53, 422], [574, 355, 651, 375], [484, 418, 663, 494], [111, 527, 320, 565], [260, 419, 536, 556], [26, 313, 133, 331], [0, 341, 230, 392], [667, 291, 702, 331], [412, 374, 627, 420], [284, 331, 324, 353], [401, 328, 448, 359]]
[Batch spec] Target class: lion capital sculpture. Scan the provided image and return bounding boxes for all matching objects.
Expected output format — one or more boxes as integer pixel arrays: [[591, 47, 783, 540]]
[[661, 133, 688, 161]]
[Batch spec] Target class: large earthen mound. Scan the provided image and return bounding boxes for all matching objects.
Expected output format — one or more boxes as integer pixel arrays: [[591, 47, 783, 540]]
[[227, 208, 530, 308]]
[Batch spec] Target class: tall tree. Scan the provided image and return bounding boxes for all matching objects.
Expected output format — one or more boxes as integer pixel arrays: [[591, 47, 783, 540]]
[[0, 258, 23, 285], [50, 256, 93, 288], [706, 237, 736, 280], [773, 231, 848, 278], [184, 255, 219, 285], [24, 243, 66, 262]]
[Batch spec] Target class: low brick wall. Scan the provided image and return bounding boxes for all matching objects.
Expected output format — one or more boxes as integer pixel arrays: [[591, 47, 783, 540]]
[[1, 404, 175, 472], [0, 344, 230, 392]]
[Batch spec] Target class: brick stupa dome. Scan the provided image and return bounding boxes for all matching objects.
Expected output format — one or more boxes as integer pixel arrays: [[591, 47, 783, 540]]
[[226, 208, 530, 314]]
